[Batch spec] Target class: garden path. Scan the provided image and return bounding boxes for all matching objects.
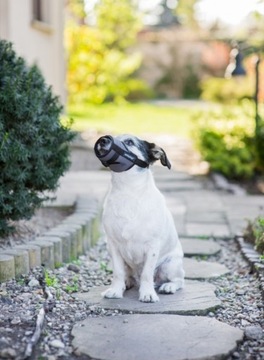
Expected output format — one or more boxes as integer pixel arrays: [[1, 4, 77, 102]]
[[54, 164, 264, 359]]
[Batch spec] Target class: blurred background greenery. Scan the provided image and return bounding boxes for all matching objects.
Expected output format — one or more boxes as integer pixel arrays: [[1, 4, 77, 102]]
[[65, 0, 264, 183]]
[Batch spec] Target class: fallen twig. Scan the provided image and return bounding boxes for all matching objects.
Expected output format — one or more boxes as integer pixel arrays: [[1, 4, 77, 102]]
[[24, 307, 46, 358], [23, 268, 55, 359]]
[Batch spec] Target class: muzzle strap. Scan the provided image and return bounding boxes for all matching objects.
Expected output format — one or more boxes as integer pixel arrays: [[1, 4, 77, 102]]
[[101, 151, 119, 168], [94, 135, 149, 172], [111, 143, 149, 169]]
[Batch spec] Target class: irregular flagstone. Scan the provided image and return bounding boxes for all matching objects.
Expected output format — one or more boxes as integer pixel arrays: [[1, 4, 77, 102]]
[[72, 314, 243, 360], [153, 169, 193, 182], [186, 223, 230, 238], [184, 258, 230, 280], [74, 280, 221, 315], [186, 211, 227, 224], [158, 180, 203, 192], [182, 238, 221, 257]]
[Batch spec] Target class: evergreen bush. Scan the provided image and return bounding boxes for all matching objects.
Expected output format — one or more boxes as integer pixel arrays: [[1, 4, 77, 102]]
[[193, 105, 257, 180], [0, 40, 75, 236], [244, 217, 264, 255], [200, 77, 253, 104]]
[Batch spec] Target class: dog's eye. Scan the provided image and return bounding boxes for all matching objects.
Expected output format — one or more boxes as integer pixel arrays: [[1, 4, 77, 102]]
[[124, 139, 134, 146]]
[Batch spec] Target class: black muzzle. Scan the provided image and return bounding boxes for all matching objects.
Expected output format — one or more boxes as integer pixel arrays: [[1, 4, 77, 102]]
[[94, 135, 149, 172]]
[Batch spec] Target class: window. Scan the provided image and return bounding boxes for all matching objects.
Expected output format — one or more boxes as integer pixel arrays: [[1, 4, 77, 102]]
[[32, 0, 53, 33], [32, 0, 50, 24]]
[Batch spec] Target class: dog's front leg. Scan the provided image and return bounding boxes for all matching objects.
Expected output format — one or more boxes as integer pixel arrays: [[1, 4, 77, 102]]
[[139, 249, 159, 303], [102, 242, 126, 299]]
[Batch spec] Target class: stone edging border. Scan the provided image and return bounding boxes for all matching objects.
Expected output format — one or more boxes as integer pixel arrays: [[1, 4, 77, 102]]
[[0, 195, 101, 282], [235, 235, 264, 300]]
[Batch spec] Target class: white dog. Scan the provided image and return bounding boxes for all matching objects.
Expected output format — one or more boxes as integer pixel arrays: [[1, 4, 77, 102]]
[[94, 134, 185, 303]]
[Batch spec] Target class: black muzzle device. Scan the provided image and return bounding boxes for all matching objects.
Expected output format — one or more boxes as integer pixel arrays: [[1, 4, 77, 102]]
[[94, 135, 149, 173]]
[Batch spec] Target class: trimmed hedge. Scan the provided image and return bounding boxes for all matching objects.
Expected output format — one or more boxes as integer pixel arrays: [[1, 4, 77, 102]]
[[0, 40, 75, 236], [194, 103, 264, 180], [244, 217, 264, 255]]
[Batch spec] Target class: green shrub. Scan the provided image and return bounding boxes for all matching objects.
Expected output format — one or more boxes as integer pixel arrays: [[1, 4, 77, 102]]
[[125, 78, 155, 101], [0, 40, 75, 236], [256, 118, 264, 172], [194, 104, 257, 179], [200, 77, 253, 104], [182, 63, 201, 99], [244, 217, 264, 255]]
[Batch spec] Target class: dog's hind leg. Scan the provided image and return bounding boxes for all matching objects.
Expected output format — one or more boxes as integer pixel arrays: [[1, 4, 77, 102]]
[[125, 265, 137, 290], [155, 253, 185, 294]]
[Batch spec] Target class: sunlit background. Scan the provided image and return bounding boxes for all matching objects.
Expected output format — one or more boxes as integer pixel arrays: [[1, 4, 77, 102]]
[[0, 0, 264, 183], [86, 0, 264, 26]]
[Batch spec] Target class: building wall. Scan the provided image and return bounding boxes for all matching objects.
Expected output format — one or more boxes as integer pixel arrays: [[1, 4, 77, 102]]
[[0, 0, 66, 103], [137, 28, 230, 98]]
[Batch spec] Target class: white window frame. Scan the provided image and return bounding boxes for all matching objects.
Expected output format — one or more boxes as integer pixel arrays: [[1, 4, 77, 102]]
[[31, 0, 53, 34]]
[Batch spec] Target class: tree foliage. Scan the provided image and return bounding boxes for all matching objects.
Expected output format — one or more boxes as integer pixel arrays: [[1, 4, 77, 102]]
[[0, 40, 75, 236], [65, 0, 147, 105], [175, 0, 201, 28], [66, 0, 86, 24], [96, 0, 141, 50]]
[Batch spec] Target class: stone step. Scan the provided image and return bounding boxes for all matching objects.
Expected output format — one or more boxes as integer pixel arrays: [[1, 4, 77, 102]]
[[101, 256, 229, 282], [72, 314, 243, 360], [157, 180, 203, 192], [182, 238, 221, 257], [185, 222, 230, 238], [74, 280, 221, 316], [184, 258, 230, 280]]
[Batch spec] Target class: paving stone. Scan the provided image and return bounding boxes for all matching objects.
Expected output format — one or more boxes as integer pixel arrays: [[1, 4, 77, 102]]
[[72, 314, 243, 360], [165, 197, 186, 215], [183, 192, 224, 211], [158, 180, 203, 192], [186, 223, 230, 238], [186, 211, 226, 224], [174, 222, 186, 236], [74, 280, 221, 315], [184, 258, 230, 280], [182, 238, 221, 257], [153, 169, 193, 181], [56, 170, 110, 203]]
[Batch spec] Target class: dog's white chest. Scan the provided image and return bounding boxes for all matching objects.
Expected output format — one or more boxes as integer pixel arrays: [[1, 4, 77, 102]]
[[107, 191, 140, 219], [103, 190, 142, 240]]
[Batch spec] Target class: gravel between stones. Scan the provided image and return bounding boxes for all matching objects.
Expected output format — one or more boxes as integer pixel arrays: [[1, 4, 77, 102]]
[[0, 142, 263, 359], [208, 238, 264, 359], [0, 235, 263, 360]]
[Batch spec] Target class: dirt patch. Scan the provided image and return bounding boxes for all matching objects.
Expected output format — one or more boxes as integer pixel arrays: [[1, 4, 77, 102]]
[[0, 207, 73, 250]]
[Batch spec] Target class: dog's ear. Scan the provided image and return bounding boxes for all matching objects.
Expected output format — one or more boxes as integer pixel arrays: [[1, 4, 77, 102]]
[[145, 142, 171, 169]]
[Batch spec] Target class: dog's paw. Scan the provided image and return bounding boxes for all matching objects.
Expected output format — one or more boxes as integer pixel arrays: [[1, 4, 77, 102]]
[[139, 291, 159, 303], [125, 276, 136, 290], [158, 280, 184, 294], [102, 288, 123, 299]]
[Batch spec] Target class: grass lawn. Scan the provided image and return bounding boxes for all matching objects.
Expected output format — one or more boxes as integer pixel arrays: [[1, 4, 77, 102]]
[[66, 102, 202, 139]]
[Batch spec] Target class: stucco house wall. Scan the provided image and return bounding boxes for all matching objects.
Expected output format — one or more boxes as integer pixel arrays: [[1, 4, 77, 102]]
[[0, 0, 66, 103]]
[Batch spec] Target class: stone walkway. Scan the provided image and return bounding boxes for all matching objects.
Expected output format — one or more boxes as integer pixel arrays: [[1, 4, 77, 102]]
[[55, 165, 263, 360]]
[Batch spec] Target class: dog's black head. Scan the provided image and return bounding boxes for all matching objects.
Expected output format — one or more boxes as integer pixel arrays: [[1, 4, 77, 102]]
[[94, 134, 171, 172]]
